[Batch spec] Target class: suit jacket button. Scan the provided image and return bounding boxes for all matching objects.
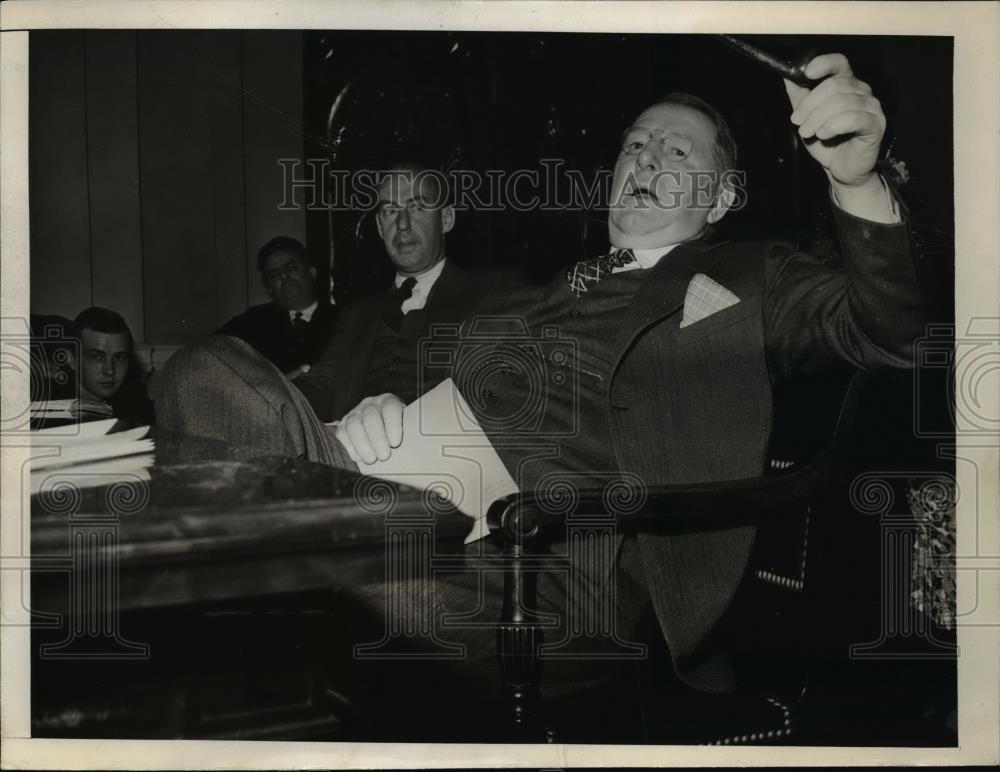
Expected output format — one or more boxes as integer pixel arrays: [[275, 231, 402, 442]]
[[570, 308, 581, 318], [481, 388, 494, 399]]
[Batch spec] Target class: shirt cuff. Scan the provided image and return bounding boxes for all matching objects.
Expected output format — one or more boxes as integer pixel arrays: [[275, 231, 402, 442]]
[[829, 174, 902, 224]]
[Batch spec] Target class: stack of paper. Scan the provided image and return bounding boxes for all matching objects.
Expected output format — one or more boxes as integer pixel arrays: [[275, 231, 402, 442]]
[[30, 419, 155, 496], [30, 399, 115, 421]]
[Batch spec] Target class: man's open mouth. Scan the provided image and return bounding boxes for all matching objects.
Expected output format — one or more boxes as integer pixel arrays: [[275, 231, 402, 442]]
[[625, 182, 658, 205]]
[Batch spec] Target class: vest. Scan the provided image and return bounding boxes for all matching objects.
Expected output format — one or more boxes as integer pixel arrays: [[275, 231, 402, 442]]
[[361, 309, 432, 405], [455, 268, 648, 492]]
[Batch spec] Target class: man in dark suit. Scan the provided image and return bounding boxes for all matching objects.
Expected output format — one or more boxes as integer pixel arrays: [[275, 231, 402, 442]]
[[159, 52, 923, 726], [157, 164, 488, 457], [335, 53, 924, 696], [293, 163, 486, 422], [217, 236, 337, 377]]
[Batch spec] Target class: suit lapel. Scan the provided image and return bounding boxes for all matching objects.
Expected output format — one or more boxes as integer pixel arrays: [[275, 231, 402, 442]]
[[339, 293, 387, 407], [339, 261, 472, 413], [423, 261, 474, 327], [275, 304, 293, 334], [608, 241, 723, 374]]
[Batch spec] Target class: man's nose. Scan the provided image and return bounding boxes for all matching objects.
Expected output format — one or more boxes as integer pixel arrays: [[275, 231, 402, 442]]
[[635, 143, 661, 173], [395, 209, 411, 230], [101, 358, 115, 376]]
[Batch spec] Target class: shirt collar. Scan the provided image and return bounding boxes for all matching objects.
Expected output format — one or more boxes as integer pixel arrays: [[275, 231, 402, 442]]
[[290, 300, 319, 323], [613, 243, 680, 270], [395, 258, 447, 292]]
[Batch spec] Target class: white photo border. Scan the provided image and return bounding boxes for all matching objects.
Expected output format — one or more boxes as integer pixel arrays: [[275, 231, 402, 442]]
[[2, 1, 997, 768]]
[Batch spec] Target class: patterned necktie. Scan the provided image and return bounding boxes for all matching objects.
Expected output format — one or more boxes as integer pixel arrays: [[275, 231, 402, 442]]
[[566, 248, 637, 298], [383, 277, 417, 332]]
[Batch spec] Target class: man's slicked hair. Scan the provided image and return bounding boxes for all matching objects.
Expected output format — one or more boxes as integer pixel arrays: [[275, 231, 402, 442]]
[[73, 306, 134, 348], [651, 92, 739, 175], [256, 236, 309, 274], [376, 159, 453, 209]]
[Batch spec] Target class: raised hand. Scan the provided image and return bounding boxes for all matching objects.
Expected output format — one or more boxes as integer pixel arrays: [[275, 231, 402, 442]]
[[785, 53, 886, 189]]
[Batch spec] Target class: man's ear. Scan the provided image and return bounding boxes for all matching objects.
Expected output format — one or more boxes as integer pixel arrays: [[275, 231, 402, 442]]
[[706, 184, 735, 225], [308, 264, 317, 281], [441, 205, 455, 234]]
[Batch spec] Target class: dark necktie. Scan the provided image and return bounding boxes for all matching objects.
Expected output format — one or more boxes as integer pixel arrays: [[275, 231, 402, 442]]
[[383, 277, 417, 332], [566, 248, 637, 298], [292, 310, 309, 333]]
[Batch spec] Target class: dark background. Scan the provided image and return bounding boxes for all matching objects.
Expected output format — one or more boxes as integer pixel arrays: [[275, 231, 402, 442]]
[[31, 31, 954, 336], [301, 32, 953, 317]]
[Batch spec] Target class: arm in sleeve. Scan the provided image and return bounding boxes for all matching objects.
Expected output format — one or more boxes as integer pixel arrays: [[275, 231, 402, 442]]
[[215, 309, 252, 339], [764, 197, 926, 379], [292, 304, 358, 421]]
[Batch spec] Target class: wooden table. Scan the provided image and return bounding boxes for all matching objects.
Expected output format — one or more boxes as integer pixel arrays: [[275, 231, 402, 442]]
[[30, 429, 473, 740]]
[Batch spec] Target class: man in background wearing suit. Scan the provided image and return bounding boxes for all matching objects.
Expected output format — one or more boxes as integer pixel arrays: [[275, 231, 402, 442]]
[[293, 162, 486, 422], [216, 236, 337, 378], [336, 53, 925, 701], [157, 163, 487, 460]]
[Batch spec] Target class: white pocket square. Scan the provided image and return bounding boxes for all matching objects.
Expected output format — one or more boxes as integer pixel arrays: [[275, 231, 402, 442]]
[[680, 273, 740, 329]]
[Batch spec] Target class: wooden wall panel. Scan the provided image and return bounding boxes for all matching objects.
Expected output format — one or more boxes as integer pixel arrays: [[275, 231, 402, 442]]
[[242, 31, 306, 307], [85, 30, 145, 340], [206, 32, 249, 328], [29, 31, 92, 320], [30, 30, 306, 343], [137, 31, 218, 344]]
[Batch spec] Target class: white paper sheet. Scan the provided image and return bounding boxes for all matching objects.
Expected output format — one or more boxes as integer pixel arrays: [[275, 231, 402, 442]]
[[30, 399, 114, 420], [30, 422, 153, 471], [30, 454, 154, 496], [357, 379, 518, 542]]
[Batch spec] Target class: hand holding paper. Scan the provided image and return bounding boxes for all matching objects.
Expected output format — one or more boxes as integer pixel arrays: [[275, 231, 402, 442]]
[[350, 379, 518, 543], [335, 392, 406, 463]]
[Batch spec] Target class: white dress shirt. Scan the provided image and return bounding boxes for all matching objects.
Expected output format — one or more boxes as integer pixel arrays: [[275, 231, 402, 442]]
[[610, 243, 681, 273], [289, 300, 319, 324], [395, 258, 447, 315]]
